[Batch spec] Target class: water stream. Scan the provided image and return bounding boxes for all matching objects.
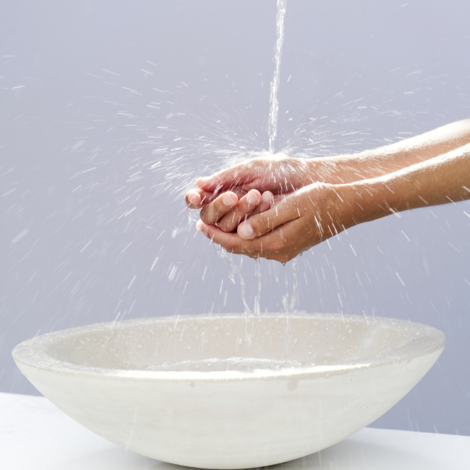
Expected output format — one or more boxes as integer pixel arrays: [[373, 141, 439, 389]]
[[268, 0, 287, 154], [228, 0, 294, 318]]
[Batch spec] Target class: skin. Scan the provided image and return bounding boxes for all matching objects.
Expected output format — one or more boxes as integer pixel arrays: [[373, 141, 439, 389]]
[[186, 118, 470, 208], [186, 155, 312, 231], [198, 189, 275, 233], [184, 119, 470, 262], [196, 144, 470, 262]]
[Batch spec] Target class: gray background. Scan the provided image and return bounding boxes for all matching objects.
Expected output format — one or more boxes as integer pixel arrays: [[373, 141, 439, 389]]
[[1, 0, 469, 436]]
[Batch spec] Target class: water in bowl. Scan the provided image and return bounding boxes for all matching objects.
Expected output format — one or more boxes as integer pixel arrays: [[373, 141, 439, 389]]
[[145, 357, 311, 373]]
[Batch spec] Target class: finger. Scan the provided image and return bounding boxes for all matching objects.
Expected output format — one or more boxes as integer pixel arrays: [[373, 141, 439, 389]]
[[185, 189, 202, 208], [216, 190, 262, 232], [185, 188, 219, 209], [185, 185, 250, 208], [196, 220, 262, 256], [196, 220, 299, 263], [247, 191, 274, 218], [196, 162, 257, 192], [237, 197, 299, 240], [200, 191, 238, 225]]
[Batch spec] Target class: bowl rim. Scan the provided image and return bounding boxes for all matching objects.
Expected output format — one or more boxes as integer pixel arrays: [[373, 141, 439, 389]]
[[12, 313, 446, 382]]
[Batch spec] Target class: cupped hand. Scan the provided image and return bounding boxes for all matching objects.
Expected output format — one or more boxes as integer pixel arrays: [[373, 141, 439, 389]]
[[185, 154, 316, 233], [196, 183, 348, 263], [184, 154, 314, 210], [197, 188, 275, 233]]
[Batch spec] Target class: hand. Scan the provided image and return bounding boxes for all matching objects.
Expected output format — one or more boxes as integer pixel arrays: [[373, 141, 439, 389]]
[[196, 183, 347, 263], [195, 142, 470, 263], [196, 188, 275, 233], [186, 118, 470, 230], [185, 153, 370, 233], [185, 154, 316, 233], [185, 154, 315, 210]]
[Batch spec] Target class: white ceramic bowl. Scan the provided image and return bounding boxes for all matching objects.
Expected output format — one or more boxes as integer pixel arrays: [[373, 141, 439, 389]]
[[13, 313, 445, 469]]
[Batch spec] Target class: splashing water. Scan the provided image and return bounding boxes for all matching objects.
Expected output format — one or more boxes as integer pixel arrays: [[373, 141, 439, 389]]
[[282, 258, 299, 314], [254, 258, 262, 316], [209, 1, 294, 318], [268, 0, 287, 154], [215, 246, 252, 317], [55, 0, 375, 321]]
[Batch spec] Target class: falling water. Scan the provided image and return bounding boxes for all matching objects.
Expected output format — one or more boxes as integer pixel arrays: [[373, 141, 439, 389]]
[[244, 0, 288, 316], [254, 258, 262, 316], [268, 0, 287, 154], [215, 246, 252, 317], [207, 0, 292, 319], [281, 258, 298, 313]]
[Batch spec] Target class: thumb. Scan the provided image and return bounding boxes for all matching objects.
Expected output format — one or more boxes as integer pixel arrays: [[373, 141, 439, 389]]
[[237, 197, 299, 240], [196, 163, 254, 192]]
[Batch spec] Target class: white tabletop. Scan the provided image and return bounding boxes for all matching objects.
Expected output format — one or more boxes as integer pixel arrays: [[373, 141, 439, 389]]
[[1, 392, 469, 470]]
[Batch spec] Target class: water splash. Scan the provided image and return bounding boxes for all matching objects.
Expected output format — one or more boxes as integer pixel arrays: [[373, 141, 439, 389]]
[[254, 258, 262, 316], [268, 0, 287, 154], [215, 246, 251, 317], [282, 257, 298, 313]]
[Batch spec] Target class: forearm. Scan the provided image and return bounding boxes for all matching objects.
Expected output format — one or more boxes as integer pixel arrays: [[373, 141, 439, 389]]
[[333, 143, 470, 228], [310, 118, 470, 184]]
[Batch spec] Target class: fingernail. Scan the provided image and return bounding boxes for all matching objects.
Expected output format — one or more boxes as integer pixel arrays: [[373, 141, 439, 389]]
[[238, 223, 254, 239], [189, 194, 199, 205], [196, 177, 209, 188], [247, 191, 259, 205], [262, 191, 273, 202], [196, 220, 203, 231], [223, 194, 235, 206]]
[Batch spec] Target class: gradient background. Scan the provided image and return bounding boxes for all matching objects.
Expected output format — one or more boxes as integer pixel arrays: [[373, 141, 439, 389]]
[[1, 0, 469, 435]]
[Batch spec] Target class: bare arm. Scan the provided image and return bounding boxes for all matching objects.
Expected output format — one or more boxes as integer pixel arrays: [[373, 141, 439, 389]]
[[186, 119, 470, 233], [311, 118, 470, 184], [338, 143, 470, 225], [196, 144, 470, 263]]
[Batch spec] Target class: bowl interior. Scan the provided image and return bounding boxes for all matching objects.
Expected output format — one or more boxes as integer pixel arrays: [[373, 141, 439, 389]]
[[38, 314, 443, 373]]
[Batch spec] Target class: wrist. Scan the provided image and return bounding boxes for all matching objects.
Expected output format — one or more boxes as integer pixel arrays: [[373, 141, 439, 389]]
[[307, 155, 372, 185], [323, 181, 392, 231]]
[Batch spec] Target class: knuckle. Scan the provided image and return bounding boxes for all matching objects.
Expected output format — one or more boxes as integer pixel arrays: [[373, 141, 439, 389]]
[[218, 223, 231, 233], [216, 219, 230, 232], [251, 221, 267, 238], [218, 214, 239, 233], [200, 206, 211, 224], [230, 211, 243, 226]]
